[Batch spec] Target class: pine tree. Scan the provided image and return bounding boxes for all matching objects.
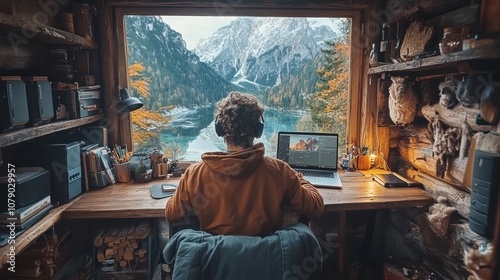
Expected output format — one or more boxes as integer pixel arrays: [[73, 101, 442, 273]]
[[307, 19, 350, 152]]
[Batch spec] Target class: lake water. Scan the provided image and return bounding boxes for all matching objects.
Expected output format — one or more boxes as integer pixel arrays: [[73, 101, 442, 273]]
[[160, 106, 302, 161]]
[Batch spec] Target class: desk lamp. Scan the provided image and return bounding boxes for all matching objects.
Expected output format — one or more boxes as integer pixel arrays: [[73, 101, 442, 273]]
[[117, 88, 143, 113]]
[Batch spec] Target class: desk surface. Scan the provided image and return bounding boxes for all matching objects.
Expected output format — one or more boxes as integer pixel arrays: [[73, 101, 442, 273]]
[[63, 171, 434, 219], [1, 171, 434, 270]]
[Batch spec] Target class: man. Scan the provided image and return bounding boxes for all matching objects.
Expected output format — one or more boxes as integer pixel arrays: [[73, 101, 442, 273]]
[[165, 91, 324, 236]]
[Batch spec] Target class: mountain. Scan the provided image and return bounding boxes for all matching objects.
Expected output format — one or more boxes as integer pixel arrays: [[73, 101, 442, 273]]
[[125, 16, 240, 109], [194, 17, 336, 92]]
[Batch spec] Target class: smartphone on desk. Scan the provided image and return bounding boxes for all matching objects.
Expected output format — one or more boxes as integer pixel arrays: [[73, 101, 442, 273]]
[[161, 183, 178, 193]]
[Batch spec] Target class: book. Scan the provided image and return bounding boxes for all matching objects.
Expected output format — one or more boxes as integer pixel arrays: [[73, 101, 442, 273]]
[[161, 183, 177, 193], [0, 195, 51, 221], [372, 173, 423, 188], [1, 204, 53, 230], [81, 143, 99, 191]]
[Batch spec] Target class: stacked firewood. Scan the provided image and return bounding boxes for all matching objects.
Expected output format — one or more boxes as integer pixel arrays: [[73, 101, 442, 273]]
[[94, 219, 151, 271]]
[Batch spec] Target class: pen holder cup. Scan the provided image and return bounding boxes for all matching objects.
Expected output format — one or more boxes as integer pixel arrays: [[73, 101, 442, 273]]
[[115, 162, 131, 183], [356, 155, 371, 170]]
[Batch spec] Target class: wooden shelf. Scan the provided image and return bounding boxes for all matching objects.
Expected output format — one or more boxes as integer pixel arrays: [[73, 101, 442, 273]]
[[0, 114, 104, 147], [0, 12, 97, 49], [0, 194, 84, 270], [367, 46, 500, 74]]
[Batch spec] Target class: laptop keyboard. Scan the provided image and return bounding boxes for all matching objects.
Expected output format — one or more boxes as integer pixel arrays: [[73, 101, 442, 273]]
[[302, 171, 335, 178]]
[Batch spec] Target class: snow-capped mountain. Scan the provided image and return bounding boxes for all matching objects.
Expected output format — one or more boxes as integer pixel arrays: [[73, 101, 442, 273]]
[[194, 17, 336, 90], [125, 16, 239, 109]]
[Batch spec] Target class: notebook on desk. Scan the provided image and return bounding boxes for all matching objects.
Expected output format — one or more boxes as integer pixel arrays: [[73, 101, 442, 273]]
[[277, 131, 342, 188], [372, 172, 423, 188]]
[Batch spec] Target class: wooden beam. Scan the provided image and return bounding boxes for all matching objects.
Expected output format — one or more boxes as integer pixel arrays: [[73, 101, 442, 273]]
[[97, 2, 120, 148], [347, 10, 364, 149], [106, 0, 371, 10], [357, 0, 384, 152], [0, 36, 46, 70], [0, 11, 97, 49], [386, 0, 471, 21], [399, 166, 470, 218], [421, 104, 493, 132], [397, 135, 469, 190]]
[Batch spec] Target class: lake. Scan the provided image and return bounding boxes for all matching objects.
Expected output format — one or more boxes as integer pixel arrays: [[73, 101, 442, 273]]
[[160, 106, 303, 161]]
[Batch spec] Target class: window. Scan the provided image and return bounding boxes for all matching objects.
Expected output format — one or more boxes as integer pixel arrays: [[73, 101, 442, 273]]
[[119, 9, 360, 162]]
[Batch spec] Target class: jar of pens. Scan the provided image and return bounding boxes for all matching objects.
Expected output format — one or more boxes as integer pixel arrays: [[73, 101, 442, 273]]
[[111, 145, 133, 183]]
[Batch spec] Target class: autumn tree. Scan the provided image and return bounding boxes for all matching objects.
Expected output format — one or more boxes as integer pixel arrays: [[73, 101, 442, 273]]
[[128, 63, 171, 152], [306, 19, 350, 152]]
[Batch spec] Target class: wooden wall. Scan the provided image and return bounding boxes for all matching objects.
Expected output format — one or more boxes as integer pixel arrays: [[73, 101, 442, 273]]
[[372, 0, 500, 278]]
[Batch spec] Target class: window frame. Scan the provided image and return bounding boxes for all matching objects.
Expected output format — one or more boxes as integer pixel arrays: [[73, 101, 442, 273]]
[[113, 6, 364, 153]]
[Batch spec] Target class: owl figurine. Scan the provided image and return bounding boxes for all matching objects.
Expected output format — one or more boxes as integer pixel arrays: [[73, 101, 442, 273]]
[[388, 76, 419, 126]]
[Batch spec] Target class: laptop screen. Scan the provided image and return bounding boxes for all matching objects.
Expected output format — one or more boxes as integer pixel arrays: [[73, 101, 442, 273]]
[[277, 132, 339, 171]]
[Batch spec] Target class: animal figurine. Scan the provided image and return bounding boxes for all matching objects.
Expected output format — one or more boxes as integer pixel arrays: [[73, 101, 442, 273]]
[[388, 76, 419, 126], [464, 243, 493, 280], [425, 196, 456, 238], [438, 78, 459, 109], [456, 75, 482, 107]]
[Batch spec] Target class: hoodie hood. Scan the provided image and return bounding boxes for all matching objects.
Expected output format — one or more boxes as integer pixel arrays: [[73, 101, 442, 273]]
[[201, 143, 265, 179]]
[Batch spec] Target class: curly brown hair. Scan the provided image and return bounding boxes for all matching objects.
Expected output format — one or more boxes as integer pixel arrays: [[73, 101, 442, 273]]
[[215, 91, 264, 147]]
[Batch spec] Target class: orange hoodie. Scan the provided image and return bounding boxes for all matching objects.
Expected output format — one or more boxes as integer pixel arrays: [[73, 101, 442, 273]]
[[165, 143, 324, 236]]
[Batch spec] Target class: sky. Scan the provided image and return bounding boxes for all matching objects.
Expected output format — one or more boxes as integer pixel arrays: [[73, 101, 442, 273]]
[[161, 16, 340, 50]]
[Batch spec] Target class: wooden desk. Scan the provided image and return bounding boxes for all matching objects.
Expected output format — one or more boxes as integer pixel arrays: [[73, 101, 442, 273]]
[[1, 171, 434, 272], [63, 171, 434, 219]]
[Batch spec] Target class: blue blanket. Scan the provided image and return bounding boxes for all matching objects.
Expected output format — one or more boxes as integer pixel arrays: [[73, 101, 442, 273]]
[[163, 223, 322, 280]]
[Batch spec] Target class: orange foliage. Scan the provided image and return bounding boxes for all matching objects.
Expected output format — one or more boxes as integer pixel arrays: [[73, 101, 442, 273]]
[[128, 62, 170, 149]]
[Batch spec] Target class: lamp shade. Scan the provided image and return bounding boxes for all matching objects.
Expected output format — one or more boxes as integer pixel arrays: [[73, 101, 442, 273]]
[[117, 88, 143, 113]]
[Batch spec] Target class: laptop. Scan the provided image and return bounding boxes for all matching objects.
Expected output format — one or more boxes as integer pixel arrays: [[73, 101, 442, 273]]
[[277, 131, 342, 188]]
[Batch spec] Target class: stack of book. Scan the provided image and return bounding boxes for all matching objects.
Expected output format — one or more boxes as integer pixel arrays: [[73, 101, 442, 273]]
[[82, 145, 116, 189], [0, 195, 53, 239]]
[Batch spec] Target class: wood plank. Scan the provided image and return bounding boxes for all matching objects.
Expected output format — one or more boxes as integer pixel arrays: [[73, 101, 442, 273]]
[[398, 136, 468, 188], [0, 12, 97, 49], [0, 36, 46, 70], [399, 166, 470, 218], [98, 2, 120, 148], [427, 4, 479, 33], [106, 0, 371, 10], [115, 8, 133, 151], [386, 0, 471, 21], [348, 11, 364, 149], [0, 195, 84, 270], [421, 103, 493, 132], [0, 114, 104, 147], [367, 46, 500, 74]]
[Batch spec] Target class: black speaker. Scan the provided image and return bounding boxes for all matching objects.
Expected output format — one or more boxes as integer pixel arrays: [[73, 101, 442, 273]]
[[24, 79, 54, 126], [469, 149, 500, 237], [0, 79, 29, 131], [215, 117, 264, 138], [17, 142, 82, 205]]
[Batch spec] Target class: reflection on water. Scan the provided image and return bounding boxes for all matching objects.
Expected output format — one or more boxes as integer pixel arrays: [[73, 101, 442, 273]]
[[160, 106, 301, 161]]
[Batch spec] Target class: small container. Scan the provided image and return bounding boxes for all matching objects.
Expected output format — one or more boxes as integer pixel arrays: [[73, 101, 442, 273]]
[[115, 161, 131, 183], [439, 27, 463, 54], [369, 43, 379, 67]]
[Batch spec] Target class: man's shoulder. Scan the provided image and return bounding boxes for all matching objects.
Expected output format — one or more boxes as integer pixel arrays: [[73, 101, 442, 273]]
[[262, 156, 291, 171]]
